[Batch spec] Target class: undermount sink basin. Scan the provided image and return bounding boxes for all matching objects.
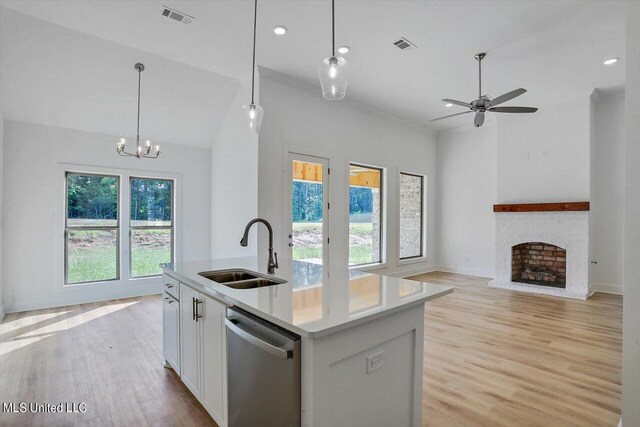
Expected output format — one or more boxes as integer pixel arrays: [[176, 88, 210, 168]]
[[198, 269, 286, 289]]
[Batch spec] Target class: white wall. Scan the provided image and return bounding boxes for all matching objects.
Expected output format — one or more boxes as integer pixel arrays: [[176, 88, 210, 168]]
[[210, 78, 259, 259], [257, 69, 437, 278], [436, 125, 497, 278], [622, 1, 640, 425], [590, 89, 625, 294], [2, 120, 211, 313], [497, 99, 591, 203]]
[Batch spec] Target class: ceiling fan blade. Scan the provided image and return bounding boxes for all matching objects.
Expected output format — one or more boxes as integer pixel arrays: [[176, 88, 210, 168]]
[[474, 111, 485, 128], [430, 111, 473, 122], [488, 88, 527, 107], [489, 106, 538, 113], [442, 98, 472, 108]]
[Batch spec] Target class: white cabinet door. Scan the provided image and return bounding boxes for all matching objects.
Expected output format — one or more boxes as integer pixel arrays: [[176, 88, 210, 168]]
[[180, 285, 201, 397], [163, 294, 180, 372], [201, 295, 227, 425]]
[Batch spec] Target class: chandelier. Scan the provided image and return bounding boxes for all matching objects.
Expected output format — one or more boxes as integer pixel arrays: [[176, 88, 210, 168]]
[[116, 63, 160, 158]]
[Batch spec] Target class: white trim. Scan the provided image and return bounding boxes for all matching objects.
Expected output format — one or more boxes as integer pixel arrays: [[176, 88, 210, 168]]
[[351, 262, 388, 272], [55, 163, 182, 301], [0, 304, 5, 322], [4, 282, 162, 314], [591, 283, 624, 295], [434, 265, 495, 279], [385, 266, 437, 278]]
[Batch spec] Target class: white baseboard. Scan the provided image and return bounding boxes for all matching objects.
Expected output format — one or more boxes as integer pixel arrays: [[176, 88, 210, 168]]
[[591, 283, 624, 295], [387, 266, 438, 278], [4, 283, 163, 314], [0, 304, 5, 322], [433, 265, 495, 279]]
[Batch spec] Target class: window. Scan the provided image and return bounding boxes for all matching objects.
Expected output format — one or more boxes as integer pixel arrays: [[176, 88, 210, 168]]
[[349, 164, 383, 265], [399, 172, 424, 259], [130, 177, 174, 278], [65, 173, 119, 284]]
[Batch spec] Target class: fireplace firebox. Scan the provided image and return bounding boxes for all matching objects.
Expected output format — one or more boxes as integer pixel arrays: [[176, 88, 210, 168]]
[[511, 242, 566, 288]]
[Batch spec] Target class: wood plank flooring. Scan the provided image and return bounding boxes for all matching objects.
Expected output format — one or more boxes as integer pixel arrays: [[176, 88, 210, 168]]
[[0, 272, 622, 426], [409, 272, 622, 427]]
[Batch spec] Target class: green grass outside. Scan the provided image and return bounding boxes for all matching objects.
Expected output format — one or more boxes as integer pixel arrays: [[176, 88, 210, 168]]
[[67, 229, 170, 283], [292, 222, 376, 265], [67, 246, 170, 283]]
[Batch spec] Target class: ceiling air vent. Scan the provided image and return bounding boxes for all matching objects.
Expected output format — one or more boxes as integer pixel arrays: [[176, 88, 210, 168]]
[[393, 37, 417, 51], [161, 6, 194, 24]]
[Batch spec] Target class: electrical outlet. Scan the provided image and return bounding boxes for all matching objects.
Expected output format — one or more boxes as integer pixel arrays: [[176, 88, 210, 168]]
[[367, 351, 384, 374]]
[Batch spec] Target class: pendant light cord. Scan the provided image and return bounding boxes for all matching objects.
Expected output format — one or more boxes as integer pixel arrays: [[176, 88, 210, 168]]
[[251, 0, 257, 104], [331, 0, 335, 56]]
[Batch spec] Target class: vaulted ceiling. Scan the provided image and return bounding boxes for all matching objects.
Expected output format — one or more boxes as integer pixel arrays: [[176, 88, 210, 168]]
[[1, 0, 626, 144]]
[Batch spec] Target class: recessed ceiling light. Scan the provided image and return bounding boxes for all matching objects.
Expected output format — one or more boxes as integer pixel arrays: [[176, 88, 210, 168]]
[[273, 26, 287, 36], [445, 103, 453, 108], [603, 57, 619, 65], [337, 45, 350, 54]]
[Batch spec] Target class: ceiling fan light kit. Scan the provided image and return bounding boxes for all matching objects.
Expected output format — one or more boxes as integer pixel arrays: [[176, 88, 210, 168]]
[[432, 52, 538, 128]]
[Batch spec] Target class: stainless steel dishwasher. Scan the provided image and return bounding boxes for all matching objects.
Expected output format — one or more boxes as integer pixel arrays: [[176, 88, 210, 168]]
[[225, 307, 301, 427]]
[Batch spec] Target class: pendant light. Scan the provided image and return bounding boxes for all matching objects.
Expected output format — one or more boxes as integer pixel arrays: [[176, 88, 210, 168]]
[[318, 0, 349, 100], [243, 0, 264, 133], [116, 63, 160, 159]]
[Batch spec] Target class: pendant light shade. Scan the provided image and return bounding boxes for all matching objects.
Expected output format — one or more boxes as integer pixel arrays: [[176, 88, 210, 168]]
[[318, 56, 349, 100], [243, 0, 263, 133], [243, 103, 264, 132], [318, 0, 348, 100]]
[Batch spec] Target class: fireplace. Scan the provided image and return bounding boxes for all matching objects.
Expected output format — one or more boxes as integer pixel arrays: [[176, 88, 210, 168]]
[[511, 242, 566, 288], [489, 202, 590, 300]]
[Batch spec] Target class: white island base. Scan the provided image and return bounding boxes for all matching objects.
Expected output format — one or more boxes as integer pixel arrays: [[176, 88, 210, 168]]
[[162, 258, 451, 427], [301, 304, 424, 427]]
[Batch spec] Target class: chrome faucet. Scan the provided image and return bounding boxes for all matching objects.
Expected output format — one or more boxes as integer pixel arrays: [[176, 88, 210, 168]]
[[240, 218, 279, 275]]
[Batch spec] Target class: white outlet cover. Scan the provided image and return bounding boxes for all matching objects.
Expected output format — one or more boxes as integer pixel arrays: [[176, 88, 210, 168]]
[[367, 351, 384, 374]]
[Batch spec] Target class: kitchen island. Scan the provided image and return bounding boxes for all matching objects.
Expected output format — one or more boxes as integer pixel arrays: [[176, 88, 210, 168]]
[[162, 257, 452, 427]]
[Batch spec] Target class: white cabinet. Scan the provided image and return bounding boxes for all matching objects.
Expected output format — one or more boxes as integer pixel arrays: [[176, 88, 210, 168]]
[[180, 284, 202, 397], [163, 293, 180, 372], [178, 284, 228, 427], [201, 294, 227, 423]]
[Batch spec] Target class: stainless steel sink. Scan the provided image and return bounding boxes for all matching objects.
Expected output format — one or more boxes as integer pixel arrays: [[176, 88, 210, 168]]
[[198, 269, 286, 289]]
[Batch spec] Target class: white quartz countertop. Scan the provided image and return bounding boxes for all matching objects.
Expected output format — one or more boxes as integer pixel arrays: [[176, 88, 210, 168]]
[[162, 257, 452, 338]]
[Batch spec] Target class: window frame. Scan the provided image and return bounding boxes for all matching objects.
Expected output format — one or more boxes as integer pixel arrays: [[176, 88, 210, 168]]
[[64, 171, 121, 286], [128, 176, 175, 279], [398, 172, 425, 261], [348, 162, 385, 268]]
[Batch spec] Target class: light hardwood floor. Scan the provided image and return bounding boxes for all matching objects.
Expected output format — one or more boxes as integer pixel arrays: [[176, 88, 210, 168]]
[[410, 272, 622, 427], [0, 272, 622, 426]]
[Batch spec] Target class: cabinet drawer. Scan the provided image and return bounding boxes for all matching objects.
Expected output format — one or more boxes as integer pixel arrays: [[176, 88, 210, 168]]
[[163, 275, 180, 299]]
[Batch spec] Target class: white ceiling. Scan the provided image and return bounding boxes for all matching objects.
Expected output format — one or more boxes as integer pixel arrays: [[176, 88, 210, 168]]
[[1, 0, 626, 137]]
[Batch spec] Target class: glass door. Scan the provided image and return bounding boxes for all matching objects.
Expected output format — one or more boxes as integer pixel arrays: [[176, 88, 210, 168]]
[[287, 154, 329, 269]]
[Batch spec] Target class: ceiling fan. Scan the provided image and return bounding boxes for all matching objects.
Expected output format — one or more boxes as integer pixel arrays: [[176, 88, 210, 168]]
[[431, 53, 538, 128]]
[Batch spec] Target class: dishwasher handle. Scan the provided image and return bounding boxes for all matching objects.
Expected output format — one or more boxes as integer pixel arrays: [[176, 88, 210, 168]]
[[225, 318, 292, 360]]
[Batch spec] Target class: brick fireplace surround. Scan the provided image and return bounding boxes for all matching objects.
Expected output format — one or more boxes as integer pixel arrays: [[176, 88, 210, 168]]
[[489, 202, 591, 300]]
